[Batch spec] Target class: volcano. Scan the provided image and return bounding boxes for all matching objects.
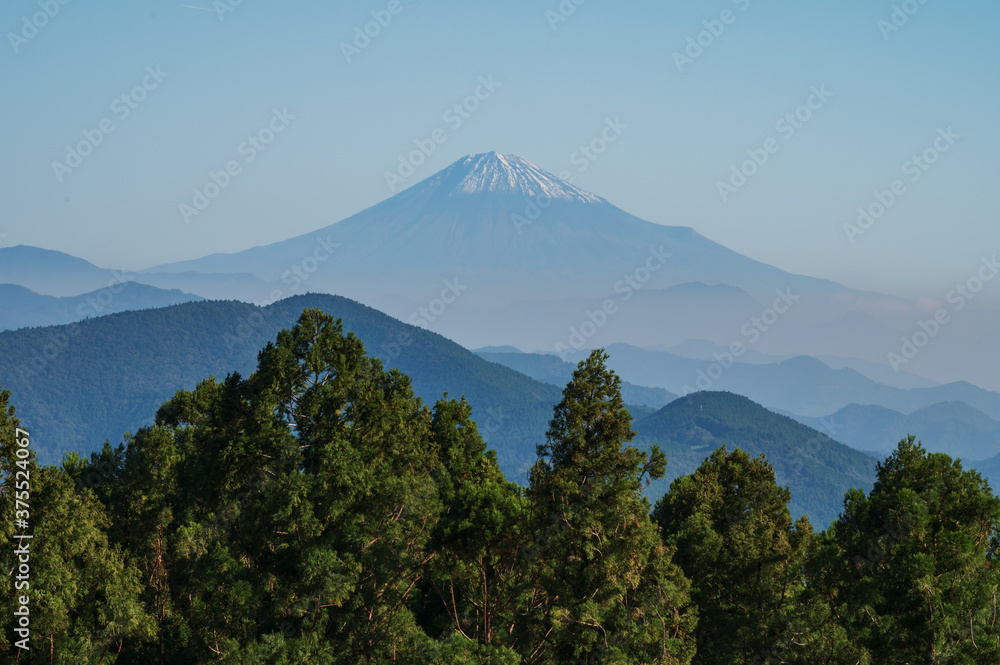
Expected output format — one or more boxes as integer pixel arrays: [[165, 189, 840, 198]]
[[146, 152, 848, 306], [140, 152, 926, 361]]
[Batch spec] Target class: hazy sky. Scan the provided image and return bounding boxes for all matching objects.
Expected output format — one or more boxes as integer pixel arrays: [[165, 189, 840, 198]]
[[2, 0, 997, 302]]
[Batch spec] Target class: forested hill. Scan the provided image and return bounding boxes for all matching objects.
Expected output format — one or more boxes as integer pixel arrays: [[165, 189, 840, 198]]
[[0, 296, 878, 526], [0, 311, 993, 663], [635, 391, 877, 527], [0, 294, 560, 478]]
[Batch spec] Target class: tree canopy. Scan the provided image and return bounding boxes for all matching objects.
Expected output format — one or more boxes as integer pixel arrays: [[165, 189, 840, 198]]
[[2, 311, 1000, 663]]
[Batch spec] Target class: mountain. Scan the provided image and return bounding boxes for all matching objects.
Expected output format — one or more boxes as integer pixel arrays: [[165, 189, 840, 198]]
[[659, 338, 940, 391], [0, 245, 121, 297], [814, 354, 940, 390], [141, 152, 937, 364], [476, 350, 678, 408], [634, 391, 877, 528], [148, 152, 848, 304], [135, 151, 1000, 391], [561, 344, 1000, 422], [793, 402, 1000, 461], [0, 295, 560, 478], [0, 282, 204, 331], [11, 153, 996, 390]]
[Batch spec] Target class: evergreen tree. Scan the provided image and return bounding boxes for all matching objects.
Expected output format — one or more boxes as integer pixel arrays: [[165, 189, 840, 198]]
[[112, 309, 443, 663], [0, 387, 154, 664], [526, 350, 696, 664], [816, 435, 1000, 663], [653, 446, 863, 664], [409, 396, 529, 663]]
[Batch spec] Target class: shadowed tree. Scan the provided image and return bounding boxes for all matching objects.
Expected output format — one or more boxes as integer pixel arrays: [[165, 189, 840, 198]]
[[0, 387, 154, 664], [415, 395, 529, 664]]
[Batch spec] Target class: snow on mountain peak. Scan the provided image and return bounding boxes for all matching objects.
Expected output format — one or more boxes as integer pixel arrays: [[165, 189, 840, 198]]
[[431, 152, 603, 203]]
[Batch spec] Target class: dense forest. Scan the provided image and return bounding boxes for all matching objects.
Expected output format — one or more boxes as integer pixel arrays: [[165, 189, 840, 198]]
[[0, 295, 560, 476], [2, 308, 1000, 663], [0, 294, 878, 526]]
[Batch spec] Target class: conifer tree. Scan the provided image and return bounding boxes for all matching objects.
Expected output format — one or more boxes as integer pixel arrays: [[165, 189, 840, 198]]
[[0, 387, 154, 663], [815, 435, 1000, 664], [653, 446, 863, 664], [417, 396, 529, 663], [526, 350, 696, 664], [111, 309, 443, 663]]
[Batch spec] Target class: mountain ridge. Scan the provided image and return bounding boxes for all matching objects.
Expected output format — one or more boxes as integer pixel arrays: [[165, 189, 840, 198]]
[[634, 391, 877, 528], [142, 152, 858, 304]]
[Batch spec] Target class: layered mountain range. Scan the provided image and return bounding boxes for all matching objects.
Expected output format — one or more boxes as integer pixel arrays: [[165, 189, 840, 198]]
[[2, 151, 998, 475], [7, 151, 995, 389]]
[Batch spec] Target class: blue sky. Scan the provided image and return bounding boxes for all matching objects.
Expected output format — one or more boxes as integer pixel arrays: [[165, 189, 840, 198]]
[[1, 0, 997, 301]]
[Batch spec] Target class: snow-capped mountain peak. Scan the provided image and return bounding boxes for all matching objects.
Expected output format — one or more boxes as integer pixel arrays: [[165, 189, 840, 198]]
[[428, 151, 603, 203]]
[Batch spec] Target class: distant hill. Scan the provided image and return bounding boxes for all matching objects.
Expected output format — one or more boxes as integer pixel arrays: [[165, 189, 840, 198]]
[[476, 350, 678, 408], [0, 282, 204, 331], [0, 245, 120, 296], [130, 270, 275, 302], [564, 344, 1000, 422], [0, 297, 886, 527], [966, 454, 1000, 495], [792, 401, 1000, 462], [0, 294, 560, 480], [0, 245, 273, 305], [635, 391, 877, 529], [659, 338, 940, 390], [814, 354, 940, 390], [474, 345, 524, 354]]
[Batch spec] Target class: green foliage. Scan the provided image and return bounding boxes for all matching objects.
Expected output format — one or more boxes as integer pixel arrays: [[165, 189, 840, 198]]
[[527, 350, 696, 664], [112, 310, 445, 663], [5, 313, 1000, 663], [0, 388, 154, 663], [815, 435, 1000, 664], [637, 391, 877, 528], [653, 447, 864, 664]]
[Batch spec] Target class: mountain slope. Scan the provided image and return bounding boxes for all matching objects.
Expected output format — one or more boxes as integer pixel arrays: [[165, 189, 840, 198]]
[[659, 339, 940, 390], [567, 344, 1000, 422], [476, 350, 678, 408], [793, 402, 1000, 461], [0, 294, 560, 478], [0, 282, 204, 331], [635, 392, 877, 528]]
